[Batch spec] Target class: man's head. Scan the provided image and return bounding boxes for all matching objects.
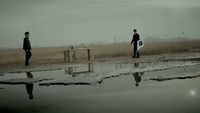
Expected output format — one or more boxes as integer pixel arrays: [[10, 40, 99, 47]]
[[133, 29, 137, 33], [25, 32, 29, 37]]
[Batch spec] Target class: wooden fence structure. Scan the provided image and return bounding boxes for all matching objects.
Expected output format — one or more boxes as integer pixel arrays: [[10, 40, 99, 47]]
[[66, 63, 94, 75], [64, 47, 94, 63]]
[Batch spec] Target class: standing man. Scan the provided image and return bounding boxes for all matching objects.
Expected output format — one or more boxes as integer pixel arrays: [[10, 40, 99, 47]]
[[23, 32, 32, 66], [130, 29, 140, 58]]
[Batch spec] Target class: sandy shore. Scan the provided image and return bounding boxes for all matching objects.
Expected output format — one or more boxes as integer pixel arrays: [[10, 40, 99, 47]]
[[0, 51, 200, 73]]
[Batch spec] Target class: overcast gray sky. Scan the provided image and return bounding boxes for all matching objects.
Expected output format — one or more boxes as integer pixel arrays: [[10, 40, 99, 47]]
[[0, 0, 200, 48]]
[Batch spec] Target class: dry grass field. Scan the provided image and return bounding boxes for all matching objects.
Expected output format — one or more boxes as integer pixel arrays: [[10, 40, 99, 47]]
[[0, 40, 200, 67]]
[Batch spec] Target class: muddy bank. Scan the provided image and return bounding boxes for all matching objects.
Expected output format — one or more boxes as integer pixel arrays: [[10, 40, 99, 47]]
[[0, 52, 200, 73]]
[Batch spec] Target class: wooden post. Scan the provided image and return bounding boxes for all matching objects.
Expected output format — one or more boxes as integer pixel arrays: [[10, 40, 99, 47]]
[[90, 48, 94, 61], [64, 51, 66, 62], [67, 49, 73, 63], [68, 67, 73, 74], [87, 49, 90, 61], [87, 48, 94, 61], [73, 49, 76, 61], [88, 63, 94, 72]]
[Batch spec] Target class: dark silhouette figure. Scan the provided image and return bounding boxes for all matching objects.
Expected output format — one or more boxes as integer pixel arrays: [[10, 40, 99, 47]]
[[23, 32, 32, 66], [131, 29, 140, 58], [134, 63, 139, 67], [25, 71, 34, 100], [132, 72, 141, 87]]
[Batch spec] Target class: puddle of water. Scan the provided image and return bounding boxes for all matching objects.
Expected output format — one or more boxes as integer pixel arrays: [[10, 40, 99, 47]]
[[0, 61, 200, 113]]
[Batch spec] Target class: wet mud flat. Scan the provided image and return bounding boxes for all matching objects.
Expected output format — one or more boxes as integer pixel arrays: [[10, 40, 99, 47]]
[[0, 59, 200, 113]]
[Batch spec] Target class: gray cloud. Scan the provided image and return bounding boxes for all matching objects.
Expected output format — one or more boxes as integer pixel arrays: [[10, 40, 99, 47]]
[[0, 0, 200, 48]]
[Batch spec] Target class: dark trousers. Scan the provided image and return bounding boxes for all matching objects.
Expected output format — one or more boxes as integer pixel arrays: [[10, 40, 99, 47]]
[[25, 50, 32, 65], [133, 46, 140, 58]]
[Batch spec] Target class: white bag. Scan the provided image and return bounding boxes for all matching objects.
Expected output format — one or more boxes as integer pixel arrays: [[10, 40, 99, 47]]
[[137, 39, 144, 50]]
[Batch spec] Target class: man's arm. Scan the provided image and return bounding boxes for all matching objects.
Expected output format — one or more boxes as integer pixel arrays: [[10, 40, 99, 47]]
[[23, 38, 26, 51], [138, 34, 140, 41], [131, 35, 134, 44]]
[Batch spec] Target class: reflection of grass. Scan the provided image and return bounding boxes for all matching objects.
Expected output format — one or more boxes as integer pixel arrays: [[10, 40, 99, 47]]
[[0, 40, 200, 66]]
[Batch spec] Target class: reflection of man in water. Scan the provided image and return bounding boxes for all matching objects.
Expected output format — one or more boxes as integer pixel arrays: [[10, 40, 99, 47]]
[[25, 72, 34, 100], [132, 72, 141, 87], [134, 63, 139, 67]]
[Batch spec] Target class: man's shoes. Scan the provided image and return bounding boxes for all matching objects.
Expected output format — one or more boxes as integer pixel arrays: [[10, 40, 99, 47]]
[[25, 63, 30, 66], [132, 56, 140, 58]]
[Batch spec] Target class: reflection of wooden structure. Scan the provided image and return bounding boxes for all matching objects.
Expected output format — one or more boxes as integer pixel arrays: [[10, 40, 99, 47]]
[[66, 63, 94, 74], [64, 48, 94, 63]]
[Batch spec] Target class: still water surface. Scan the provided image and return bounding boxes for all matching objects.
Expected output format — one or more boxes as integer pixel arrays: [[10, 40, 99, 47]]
[[0, 61, 200, 113]]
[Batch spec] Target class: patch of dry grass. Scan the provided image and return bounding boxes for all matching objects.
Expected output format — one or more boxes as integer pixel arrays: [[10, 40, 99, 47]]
[[93, 40, 200, 57], [0, 40, 200, 67]]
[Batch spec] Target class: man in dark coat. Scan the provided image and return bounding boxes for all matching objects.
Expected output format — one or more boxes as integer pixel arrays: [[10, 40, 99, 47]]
[[130, 29, 140, 58], [23, 32, 32, 66]]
